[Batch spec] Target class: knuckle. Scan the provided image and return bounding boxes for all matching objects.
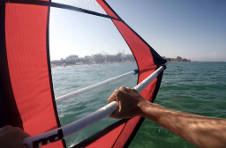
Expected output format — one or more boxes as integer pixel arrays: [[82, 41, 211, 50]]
[[3, 125, 13, 130], [113, 89, 119, 95], [114, 89, 118, 92], [119, 86, 126, 91], [117, 91, 123, 97]]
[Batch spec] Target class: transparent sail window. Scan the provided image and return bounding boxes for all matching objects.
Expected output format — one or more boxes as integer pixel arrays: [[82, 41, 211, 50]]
[[49, 4, 137, 147]]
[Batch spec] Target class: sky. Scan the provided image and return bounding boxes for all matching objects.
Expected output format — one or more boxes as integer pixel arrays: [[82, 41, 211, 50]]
[[49, 0, 226, 61]]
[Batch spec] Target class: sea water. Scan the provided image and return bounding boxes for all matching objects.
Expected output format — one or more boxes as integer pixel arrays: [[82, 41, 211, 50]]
[[52, 62, 226, 148]]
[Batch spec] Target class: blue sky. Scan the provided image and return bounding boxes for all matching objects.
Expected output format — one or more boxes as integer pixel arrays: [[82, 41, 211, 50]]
[[50, 0, 226, 61]]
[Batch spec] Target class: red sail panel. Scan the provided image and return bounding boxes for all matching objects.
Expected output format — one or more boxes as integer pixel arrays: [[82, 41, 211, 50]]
[[86, 117, 142, 148], [96, 0, 159, 101], [82, 0, 164, 147], [87, 124, 125, 148], [5, 3, 64, 148]]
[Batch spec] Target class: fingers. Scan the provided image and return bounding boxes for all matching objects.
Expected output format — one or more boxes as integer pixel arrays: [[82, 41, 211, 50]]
[[14, 127, 30, 138], [108, 87, 127, 102], [109, 113, 120, 119], [107, 88, 124, 118], [0, 125, 12, 136], [130, 88, 138, 93], [119, 86, 129, 93], [108, 87, 131, 105], [119, 87, 139, 95], [0, 125, 11, 132], [0, 125, 30, 148], [107, 89, 119, 103], [108, 86, 135, 119]]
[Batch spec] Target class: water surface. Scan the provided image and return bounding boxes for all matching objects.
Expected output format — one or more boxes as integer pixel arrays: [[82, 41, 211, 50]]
[[52, 62, 226, 147]]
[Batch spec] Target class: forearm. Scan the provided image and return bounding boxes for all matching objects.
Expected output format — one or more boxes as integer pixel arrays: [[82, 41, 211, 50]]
[[139, 102, 226, 148], [108, 87, 226, 148]]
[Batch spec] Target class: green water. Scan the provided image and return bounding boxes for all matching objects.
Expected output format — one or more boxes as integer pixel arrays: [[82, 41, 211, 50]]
[[52, 62, 226, 148]]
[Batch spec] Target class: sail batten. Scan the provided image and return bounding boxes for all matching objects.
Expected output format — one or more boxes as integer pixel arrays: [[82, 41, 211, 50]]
[[6, 0, 120, 20]]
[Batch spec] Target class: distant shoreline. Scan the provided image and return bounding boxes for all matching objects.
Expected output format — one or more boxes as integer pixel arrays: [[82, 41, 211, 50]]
[[163, 56, 191, 62], [51, 61, 135, 68], [51, 53, 191, 67], [51, 53, 135, 67]]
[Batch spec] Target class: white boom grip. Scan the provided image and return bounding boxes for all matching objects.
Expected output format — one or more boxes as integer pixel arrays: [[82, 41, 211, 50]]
[[23, 66, 164, 148]]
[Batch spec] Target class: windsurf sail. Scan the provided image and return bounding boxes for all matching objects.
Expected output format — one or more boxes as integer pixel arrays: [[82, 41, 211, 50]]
[[0, 0, 166, 148], [23, 66, 165, 148]]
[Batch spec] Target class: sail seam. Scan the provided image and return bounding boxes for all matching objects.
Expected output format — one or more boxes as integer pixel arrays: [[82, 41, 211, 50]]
[[71, 119, 128, 148], [5, 0, 120, 21], [46, 3, 67, 147], [0, 1, 23, 128], [112, 121, 128, 148]]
